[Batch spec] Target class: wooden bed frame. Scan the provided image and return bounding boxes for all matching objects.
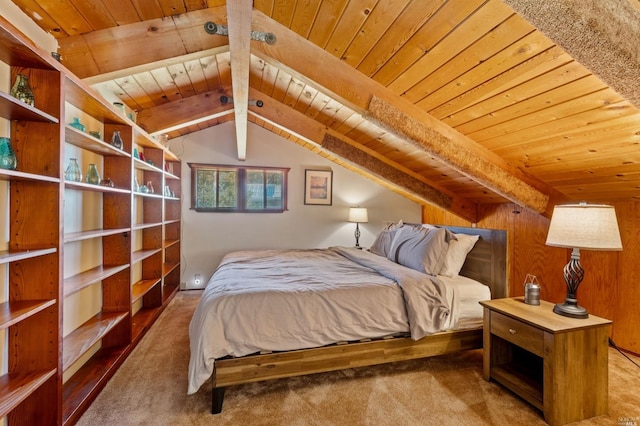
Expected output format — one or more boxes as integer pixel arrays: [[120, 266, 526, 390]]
[[210, 226, 508, 413]]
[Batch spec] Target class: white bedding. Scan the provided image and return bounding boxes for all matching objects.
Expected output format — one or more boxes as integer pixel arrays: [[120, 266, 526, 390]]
[[188, 247, 489, 394]]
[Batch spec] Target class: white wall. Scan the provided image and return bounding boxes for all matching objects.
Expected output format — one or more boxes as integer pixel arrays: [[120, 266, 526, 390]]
[[174, 121, 421, 288]]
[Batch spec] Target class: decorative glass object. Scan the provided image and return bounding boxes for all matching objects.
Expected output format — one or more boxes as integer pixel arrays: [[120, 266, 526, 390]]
[[100, 177, 114, 187], [64, 158, 82, 182], [146, 180, 154, 194], [133, 176, 140, 192], [10, 74, 35, 107], [0, 137, 18, 170], [89, 131, 102, 140], [111, 130, 123, 150], [114, 102, 126, 116], [133, 148, 139, 159], [69, 117, 85, 132], [85, 163, 100, 185], [139, 183, 149, 194]]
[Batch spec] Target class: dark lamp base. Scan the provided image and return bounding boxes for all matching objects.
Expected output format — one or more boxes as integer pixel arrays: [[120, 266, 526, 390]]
[[553, 302, 589, 319]]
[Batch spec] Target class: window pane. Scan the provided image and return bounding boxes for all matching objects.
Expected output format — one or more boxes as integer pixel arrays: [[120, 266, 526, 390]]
[[218, 170, 238, 208], [246, 170, 264, 209], [195, 169, 217, 208], [266, 170, 283, 209]]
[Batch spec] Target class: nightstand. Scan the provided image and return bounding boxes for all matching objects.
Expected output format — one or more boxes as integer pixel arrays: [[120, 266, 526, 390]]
[[480, 298, 612, 426]]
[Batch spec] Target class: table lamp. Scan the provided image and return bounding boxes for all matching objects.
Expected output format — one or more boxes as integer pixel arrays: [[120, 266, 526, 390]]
[[545, 202, 622, 318], [348, 207, 368, 248]]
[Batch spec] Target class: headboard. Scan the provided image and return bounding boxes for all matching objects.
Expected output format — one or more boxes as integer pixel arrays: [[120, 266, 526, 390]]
[[442, 226, 508, 299]]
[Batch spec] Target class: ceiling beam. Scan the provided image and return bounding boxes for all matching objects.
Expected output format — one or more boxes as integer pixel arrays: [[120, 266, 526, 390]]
[[136, 90, 232, 134], [249, 9, 552, 214], [246, 87, 478, 222], [57, 6, 229, 81], [226, 0, 252, 160], [503, 0, 640, 109]]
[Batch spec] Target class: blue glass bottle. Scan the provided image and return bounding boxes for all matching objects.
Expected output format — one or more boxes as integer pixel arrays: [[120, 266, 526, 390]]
[[0, 137, 17, 170]]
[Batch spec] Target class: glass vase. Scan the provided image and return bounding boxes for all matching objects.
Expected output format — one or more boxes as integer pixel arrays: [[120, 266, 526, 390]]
[[146, 180, 154, 194], [0, 137, 18, 170], [10, 74, 35, 107], [111, 130, 123, 150], [69, 117, 85, 132], [86, 164, 101, 185], [64, 158, 82, 182]]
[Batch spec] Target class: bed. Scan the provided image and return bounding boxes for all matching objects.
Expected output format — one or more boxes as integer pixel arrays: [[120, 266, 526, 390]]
[[188, 224, 507, 413]]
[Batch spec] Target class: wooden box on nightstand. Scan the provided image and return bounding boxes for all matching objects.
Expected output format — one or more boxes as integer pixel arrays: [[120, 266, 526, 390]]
[[480, 298, 612, 426]]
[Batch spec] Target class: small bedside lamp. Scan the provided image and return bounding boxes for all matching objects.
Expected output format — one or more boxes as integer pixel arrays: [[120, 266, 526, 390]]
[[348, 207, 368, 248], [545, 202, 622, 318]]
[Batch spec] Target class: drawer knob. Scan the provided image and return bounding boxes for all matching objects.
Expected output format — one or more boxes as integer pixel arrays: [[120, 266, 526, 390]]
[[509, 328, 517, 334]]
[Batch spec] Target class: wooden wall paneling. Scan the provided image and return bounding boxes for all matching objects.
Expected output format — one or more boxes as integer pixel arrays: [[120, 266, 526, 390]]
[[612, 201, 640, 353], [423, 200, 638, 353]]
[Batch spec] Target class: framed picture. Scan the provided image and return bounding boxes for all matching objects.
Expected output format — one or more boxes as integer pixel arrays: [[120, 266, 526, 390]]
[[304, 169, 332, 205]]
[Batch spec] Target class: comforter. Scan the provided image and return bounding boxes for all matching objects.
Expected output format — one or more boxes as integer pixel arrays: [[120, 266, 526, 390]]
[[188, 246, 451, 394]]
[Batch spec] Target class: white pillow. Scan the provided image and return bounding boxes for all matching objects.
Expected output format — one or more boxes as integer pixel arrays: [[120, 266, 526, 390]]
[[440, 233, 480, 277]]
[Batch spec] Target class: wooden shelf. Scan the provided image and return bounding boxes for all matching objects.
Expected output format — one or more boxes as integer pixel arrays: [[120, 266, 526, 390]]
[[0, 90, 59, 123], [62, 311, 129, 372], [62, 345, 128, 426], [131, 307, 162, 344], [0, 369, 57, 419], [64, 227, 130, 243], [162, 262, 179, 277], [64, 76, 128, 125], [63, 264, 130, 297], [65, 125, 130, 157], [133, 191, 163, 199], [0, 300, 56, 330], [132, 222, 162, 231], [134, 157, 163, 173], [491, 364, 543, 410], [0, 248, 57, 265], [64, 180, 130, 194], [164, 171, 180, 180], [131, 279, 161, 303], [163, 239, 180, 249], [133, 128, 164, 150], [0, 168, 60, 183], [0, 13, 182, 424], [131, 248, 162, 264]]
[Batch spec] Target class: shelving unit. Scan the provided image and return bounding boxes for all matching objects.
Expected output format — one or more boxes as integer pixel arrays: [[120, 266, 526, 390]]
[[0, 15, 182, 425]]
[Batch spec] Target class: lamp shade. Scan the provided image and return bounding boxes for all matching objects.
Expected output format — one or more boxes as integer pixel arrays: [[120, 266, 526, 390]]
[[545, 203, 622, 251], [348, 207, 368, 223]]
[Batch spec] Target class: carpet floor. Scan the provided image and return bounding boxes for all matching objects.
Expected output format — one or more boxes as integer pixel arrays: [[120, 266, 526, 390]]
[[77, 290, 640, 425]]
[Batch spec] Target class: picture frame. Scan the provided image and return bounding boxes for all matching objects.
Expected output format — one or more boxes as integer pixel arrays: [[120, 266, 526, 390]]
[[304, 169, 332, 205]]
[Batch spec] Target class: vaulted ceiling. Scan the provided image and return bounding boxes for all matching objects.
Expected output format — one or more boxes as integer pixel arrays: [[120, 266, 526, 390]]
[[12, 0, 640, 222]]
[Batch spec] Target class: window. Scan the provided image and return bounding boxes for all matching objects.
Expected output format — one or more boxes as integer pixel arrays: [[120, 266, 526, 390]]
[[189, 163, 289, 212]]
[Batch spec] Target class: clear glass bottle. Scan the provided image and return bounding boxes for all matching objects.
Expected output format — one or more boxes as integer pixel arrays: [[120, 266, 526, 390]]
[[86, 164, 101, 185], [0, 137, 18, 170], [111, 130, 123, 150], [64, 158, 82, 182], [10, 74, 35, 107], [146, 180, 154, 194], [113, 102, 126, 116]]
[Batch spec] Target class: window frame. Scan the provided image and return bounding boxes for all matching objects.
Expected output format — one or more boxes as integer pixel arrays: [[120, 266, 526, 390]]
[[188, 163, 290, 213]]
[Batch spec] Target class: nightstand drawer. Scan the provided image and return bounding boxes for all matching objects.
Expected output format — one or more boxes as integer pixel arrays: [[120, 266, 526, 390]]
[[491, 311, 544, 356]]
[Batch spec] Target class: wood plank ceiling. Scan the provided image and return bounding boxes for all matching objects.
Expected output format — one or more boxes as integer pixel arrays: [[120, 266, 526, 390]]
[[11, 0, 640, 222]]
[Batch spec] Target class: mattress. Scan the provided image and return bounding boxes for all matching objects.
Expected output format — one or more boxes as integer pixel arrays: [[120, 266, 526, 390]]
[[440, 274, 491, 329]]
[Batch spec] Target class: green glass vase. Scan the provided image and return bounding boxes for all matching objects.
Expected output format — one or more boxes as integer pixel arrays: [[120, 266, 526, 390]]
[[85, 163, 101, 185], [0, 137, 17, 170]]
